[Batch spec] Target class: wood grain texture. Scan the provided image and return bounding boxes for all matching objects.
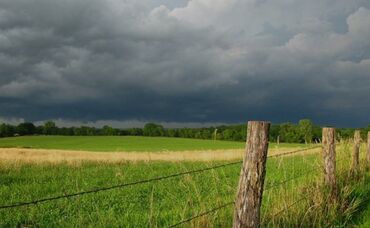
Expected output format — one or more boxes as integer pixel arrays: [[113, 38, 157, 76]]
[[322, 127, 337, 198], [351, 130, 361, 172], [233, 121, 270, 228]]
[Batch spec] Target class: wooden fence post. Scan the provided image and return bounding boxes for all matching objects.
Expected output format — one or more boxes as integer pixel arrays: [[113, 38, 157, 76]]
[[233, 121, 270, 228], [367, 132, 370, 164], [322, 127, 337, 198], [351, 130, 361, 173]]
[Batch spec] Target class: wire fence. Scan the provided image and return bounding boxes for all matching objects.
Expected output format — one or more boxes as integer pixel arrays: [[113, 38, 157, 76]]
[[169, 201, 235, 227], [0, 144, 344, 226]]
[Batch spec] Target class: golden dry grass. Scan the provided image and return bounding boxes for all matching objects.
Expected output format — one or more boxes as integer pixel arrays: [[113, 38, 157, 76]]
[[0, 146, 321, 164]]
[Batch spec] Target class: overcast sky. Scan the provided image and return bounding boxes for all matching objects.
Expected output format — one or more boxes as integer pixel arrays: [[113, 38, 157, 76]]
[[0, 0, 370, 128]]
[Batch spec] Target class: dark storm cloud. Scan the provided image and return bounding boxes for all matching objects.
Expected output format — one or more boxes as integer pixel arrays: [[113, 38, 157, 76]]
[[0, 0, 370, 127]]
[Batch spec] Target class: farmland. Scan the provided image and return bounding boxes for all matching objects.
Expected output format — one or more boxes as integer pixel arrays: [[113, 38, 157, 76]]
[[0, 136, 369, 226], [0, 136, 308, 152]]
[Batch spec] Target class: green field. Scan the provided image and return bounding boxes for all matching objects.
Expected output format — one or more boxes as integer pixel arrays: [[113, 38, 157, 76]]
[[0, 138, 369, 226], [0, 136, 307, 152], [0, 155, 319, 226], [1, 144, 369, 227]]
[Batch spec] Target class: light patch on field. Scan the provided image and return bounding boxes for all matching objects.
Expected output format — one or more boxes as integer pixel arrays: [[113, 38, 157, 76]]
[[0, 147, 321, 164]]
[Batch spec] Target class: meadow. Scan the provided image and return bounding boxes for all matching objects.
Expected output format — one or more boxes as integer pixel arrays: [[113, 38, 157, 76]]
[[0, 136, 308, 152], [0, 137, 369, 227]]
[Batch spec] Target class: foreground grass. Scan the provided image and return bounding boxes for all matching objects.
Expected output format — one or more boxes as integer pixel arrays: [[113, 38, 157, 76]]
[[0, 136, 306, 152], [0, 153, 345, 226], [0, 157, 314, 227], [0, 143, 367, 227]]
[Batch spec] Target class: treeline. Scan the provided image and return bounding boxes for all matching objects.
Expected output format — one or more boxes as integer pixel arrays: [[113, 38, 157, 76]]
[[0, 120, 369, 143]]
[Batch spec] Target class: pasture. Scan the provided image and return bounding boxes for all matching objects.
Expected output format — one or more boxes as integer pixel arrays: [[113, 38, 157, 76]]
[[0, 136, 369, 227], [0, 136, 308, 152]]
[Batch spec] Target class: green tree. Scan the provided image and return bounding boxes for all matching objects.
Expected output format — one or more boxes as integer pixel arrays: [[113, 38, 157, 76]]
[[0, 124, 15, 137], [43, 121, 57, 135], [102, 125, 116, 135], [16, 122, 36, 135], [298, 119, 313, 144], [279, 122, 300, 143], [143, 123, 164, 137], [127, 128, 143, 136], [222, 129, 235, 141], [167, 129, 178, 137]]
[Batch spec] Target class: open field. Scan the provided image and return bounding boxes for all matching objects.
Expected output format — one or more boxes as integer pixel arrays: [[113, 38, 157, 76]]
[[0, 154, 323, 226], [0, 153, 368, 227], [1, 142, 369, 226], [0, 136, 316, 163], [0, 147, 321, 163], [0, 136, 308, 152]]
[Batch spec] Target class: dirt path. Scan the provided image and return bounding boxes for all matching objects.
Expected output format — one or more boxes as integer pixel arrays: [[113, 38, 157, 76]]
[[0, 147, 320, 164]]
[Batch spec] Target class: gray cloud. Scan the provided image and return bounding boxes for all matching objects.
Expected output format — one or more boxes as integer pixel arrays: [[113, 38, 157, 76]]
[[0, 0, 370, 127]]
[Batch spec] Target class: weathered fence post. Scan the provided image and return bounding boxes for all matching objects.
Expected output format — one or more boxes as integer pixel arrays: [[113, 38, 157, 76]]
[[322, 127, 337, 198], [367, 132, 370, 164], [233, 121, 270, 228], [351, 130, 361, 173]]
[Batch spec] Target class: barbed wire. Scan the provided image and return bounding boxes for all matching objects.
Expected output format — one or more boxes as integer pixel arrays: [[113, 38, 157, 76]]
[[1, 143, 354, 227], [267, 145, 321, 158], [0, 145, 322, 210], [264, 166, 321, 191], [0, 161, 242, 210], [168, 146, 322, 227], [261, 197, 307, 226], [168, 201, 234, 227]]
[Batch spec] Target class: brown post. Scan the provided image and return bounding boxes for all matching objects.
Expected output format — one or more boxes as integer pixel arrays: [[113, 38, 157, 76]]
[[233, 121, 270, 228], [367, 132, 370, 164], [351, 130, 361, 172], [322, 127, 337, 198]]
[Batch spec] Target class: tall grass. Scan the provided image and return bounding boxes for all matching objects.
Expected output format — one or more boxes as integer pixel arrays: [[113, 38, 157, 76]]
[[0, 143, 369, 226]]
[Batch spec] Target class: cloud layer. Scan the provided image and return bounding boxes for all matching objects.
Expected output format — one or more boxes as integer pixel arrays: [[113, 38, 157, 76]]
[[0, 0, 370, 127]]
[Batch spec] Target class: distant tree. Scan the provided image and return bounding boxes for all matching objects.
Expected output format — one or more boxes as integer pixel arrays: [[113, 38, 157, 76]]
[[269, 125, 280, 142], [16, 122, 36, 135], [0, 124, 15, 137], [279, 122, 300, 143], [58, 127, 74, 136], [43, 121, 57, 135], [222, 129, 235, 141], [298, 119, 313, 144], [35, 126, 44, 135], [337, 128, 355, 141], [73, 126, 96, 136], [102, 125, 116, 136], [312, 125, 322, 143], [167, 128, 178, 137], [143, 123, 164, 137], [127, 128, 143, 136]]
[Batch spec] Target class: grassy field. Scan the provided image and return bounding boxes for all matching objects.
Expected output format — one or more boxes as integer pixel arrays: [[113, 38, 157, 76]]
[[0, 138, 369, 226], [0, 154, 320, 227], [1, 143, 369, 227], [0, 136, 307, 152]]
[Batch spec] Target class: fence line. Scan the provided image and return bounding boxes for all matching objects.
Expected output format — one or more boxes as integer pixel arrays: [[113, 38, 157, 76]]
[[0, 160, 242, 210], [264, 166, 320, 191], [267, 145, 321, 158], [0, 146, 320, 210], [261, 197, 307, 225], [265, 156, 347, 191], [170, 145, 326, 227], [3, 132, 356, 227], [168, 201, 235, 227]]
